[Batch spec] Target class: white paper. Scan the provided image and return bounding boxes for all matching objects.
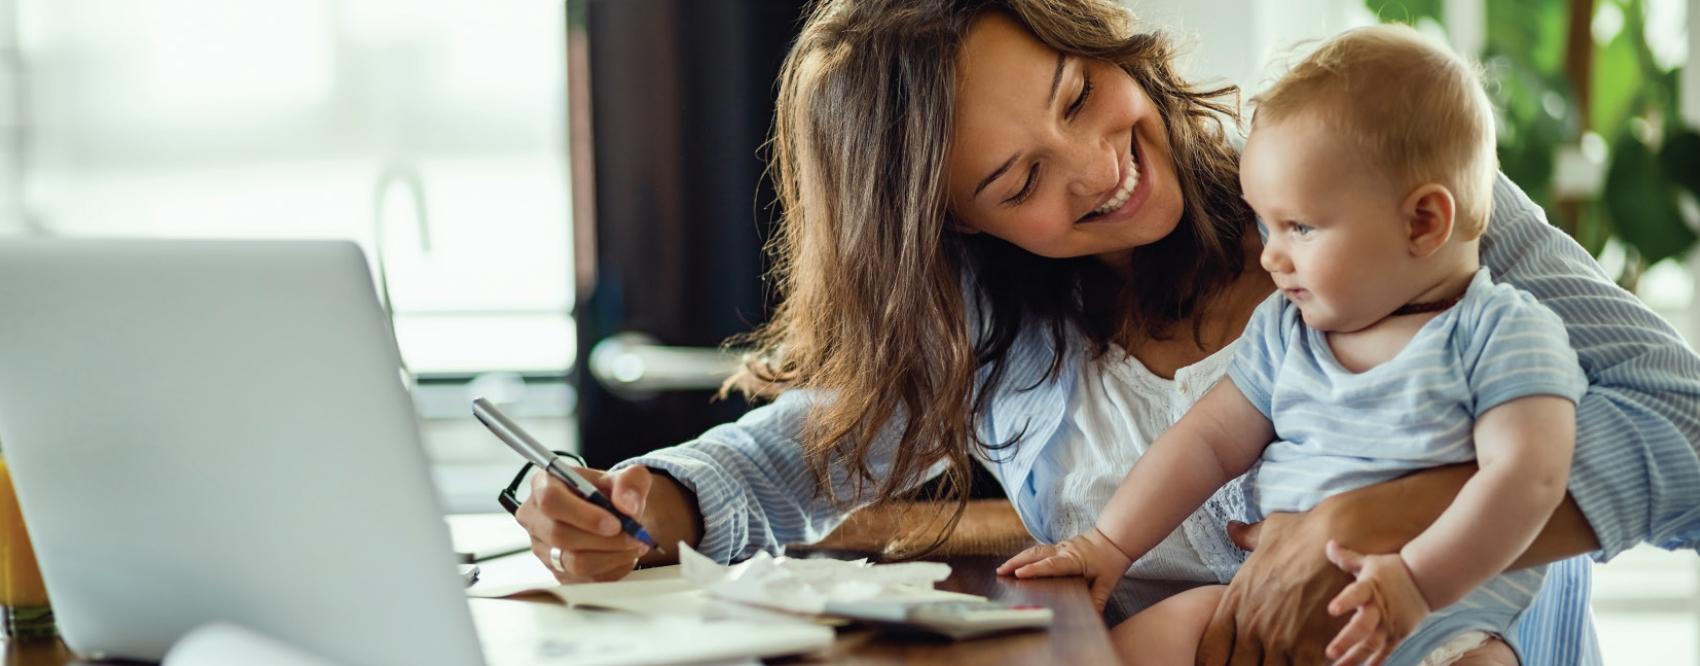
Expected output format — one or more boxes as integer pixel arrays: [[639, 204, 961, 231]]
[[473, 600, 832, 666], [677, 542, 963, 614]]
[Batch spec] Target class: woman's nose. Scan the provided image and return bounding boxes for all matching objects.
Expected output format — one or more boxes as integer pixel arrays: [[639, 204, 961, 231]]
[[1066, 139, 1121, 198]]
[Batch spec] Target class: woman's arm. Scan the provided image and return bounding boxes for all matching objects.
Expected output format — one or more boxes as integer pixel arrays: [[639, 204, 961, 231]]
[[517, 384, 936, 584], [1322, 464, 1600, 569], [1193, 464, 1600, 665], [610, 388, 931, 564], [1482, 173, 1700, 558]]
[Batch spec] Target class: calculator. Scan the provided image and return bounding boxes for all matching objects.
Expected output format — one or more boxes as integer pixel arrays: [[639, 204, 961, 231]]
[[823, 599, 1055, 640]]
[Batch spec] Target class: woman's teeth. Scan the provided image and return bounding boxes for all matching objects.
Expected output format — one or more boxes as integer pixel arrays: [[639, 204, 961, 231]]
[[1091, 158, 1141, 215]]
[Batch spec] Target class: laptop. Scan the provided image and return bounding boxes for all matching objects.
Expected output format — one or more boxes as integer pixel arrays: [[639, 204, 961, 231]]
[[0, 239, 485, 665]]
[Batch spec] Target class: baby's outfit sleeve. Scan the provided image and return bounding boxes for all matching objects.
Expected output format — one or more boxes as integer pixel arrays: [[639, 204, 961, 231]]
[[1458, 285, 1589, 417], [1226, 292, 1292, 421]]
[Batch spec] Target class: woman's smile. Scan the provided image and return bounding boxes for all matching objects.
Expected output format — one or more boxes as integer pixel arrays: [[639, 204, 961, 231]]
[[1077, 132, 1151, 225], [945, 12, 1185, 260]]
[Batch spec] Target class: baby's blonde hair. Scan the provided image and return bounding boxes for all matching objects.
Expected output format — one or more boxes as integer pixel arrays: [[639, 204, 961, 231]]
[[1253, 24, 1497, 239]]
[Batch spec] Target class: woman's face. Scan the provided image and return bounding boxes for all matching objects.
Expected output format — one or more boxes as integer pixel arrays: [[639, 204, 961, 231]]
[[946, 12, 1184, 262]]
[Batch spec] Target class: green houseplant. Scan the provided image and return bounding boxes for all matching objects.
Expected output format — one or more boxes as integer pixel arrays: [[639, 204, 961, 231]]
[[1366, 0, 1700, 289]]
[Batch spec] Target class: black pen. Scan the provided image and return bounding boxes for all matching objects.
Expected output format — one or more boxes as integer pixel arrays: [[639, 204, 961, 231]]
[[472, 398, 659, 550]]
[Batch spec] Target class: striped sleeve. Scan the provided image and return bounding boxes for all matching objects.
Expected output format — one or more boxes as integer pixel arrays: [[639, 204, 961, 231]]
[[1226, 292, 1290, 421], [613, 388, 940, 563], [1508, 556, 1603, 665], [1458, 286, 1588, 416], [1481, 172, 1700, 560]]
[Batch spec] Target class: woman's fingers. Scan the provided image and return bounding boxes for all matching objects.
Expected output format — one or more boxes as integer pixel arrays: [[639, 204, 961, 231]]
[[997, 545, 1055, 575], [532, 468, 638, 540], [605, 465, 653, 515], [1325, 605, 1380, 660], [1194, 585, 1238, 665], [515, 465, 650, 582], [1225, 519, 1262, 551], [538, 540, 643, 582], [538, 518, 649, 553]]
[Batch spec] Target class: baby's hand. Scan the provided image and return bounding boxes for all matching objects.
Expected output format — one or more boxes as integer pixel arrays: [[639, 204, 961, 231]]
[[997, 528, 1133, 612], [1323, 540, 1432, 666]]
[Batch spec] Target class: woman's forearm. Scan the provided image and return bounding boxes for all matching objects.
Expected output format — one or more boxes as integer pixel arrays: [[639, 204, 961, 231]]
[[1317, 463, 1600, 570]]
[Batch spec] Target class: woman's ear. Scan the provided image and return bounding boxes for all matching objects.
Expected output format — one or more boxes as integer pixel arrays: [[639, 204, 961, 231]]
[[1402, 184, 1455, 258]]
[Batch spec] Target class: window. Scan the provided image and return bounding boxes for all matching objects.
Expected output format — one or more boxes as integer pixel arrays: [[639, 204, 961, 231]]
[[7, 0, 574, 375]]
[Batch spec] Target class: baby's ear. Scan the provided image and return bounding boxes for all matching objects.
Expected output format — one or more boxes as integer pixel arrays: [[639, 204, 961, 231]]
[[1401, 184, 1456, 258]]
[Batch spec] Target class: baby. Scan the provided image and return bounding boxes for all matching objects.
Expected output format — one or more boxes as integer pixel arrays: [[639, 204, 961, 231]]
[[999, 24, 1585, 666]]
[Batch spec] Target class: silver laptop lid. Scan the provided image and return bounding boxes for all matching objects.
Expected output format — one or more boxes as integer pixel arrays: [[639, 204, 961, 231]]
[[0, 239, 484, 665]]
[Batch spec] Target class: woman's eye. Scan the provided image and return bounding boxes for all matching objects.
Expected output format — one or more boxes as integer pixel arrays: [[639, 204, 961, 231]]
[[1067, 73, 1094, 118], [1005, 166, 1039, 206]]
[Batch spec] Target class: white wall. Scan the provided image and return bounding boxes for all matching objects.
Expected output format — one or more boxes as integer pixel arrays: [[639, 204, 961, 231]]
[[1124, 0, 1371, 99]]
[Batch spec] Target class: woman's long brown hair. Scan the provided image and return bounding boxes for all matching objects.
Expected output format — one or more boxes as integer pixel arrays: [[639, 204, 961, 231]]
[[724, 0, 1252, 556]]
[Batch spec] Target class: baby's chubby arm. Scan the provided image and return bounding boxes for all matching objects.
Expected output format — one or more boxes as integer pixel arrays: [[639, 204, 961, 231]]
[[1096, 379, 1275, 560], [999, 380, 1274, 608], [1398, 394, 1577, 609]]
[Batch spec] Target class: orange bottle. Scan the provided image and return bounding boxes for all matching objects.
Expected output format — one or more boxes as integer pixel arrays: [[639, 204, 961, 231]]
[[0, 449, 55, 639]]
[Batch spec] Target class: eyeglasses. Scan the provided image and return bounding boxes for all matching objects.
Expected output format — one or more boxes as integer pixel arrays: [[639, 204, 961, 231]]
[[497, 449, 587, 515]]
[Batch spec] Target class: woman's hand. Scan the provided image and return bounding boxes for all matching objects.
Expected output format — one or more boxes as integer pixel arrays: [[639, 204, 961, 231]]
[[513, 465, 666, 583], [1194, 514, 1352, 665], [1195, 464, 1598, 665], [1323, 541, 1431, 666], [997, 528, 1134, 612]]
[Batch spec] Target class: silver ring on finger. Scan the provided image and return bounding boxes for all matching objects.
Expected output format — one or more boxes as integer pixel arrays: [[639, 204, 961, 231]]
[[548, 546, 567, 573]]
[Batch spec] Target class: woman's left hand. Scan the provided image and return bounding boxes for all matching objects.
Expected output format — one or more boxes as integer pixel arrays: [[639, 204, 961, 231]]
[[1194, 514, 1352, 666]]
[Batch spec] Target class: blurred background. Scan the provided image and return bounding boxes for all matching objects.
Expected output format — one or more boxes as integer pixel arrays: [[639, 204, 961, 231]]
[[0, 0, 1692, 661]]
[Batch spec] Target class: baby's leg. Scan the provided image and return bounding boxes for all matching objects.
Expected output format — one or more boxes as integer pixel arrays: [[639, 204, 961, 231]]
[[1109, 584, 1225, 665], [1448, 637, 1517, 666]]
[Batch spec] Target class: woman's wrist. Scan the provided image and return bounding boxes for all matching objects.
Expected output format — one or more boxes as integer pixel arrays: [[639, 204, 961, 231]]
[[637, 468, 703, 565]]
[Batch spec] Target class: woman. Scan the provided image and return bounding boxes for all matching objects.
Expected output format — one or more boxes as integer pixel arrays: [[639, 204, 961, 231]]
[[514, 1, 1700, 662]]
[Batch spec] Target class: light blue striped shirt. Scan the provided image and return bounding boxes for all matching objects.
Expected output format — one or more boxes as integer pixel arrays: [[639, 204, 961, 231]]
[[1234, 267, 1588, 515], [616, 174, 1700, 664], [1229, 266, 1587, 662]]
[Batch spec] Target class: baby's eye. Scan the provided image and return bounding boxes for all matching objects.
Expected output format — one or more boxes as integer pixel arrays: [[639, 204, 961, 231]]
[[1290, 222, 1313, 236]]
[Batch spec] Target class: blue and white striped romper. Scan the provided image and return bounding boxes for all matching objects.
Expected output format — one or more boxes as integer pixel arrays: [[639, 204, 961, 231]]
[[1227, 266, 1589, 663]]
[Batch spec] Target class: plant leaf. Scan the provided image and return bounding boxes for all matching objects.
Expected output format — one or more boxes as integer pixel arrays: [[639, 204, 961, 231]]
[[1591, 27, 1644, 137], [1661, 129, 1700, 199], [1604, 131, 1699, 265], [1363, 0, 1444, 24]]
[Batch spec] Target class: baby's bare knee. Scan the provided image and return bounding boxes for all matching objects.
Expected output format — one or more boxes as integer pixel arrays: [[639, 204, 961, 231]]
[[1112, 586, 1225, 666]]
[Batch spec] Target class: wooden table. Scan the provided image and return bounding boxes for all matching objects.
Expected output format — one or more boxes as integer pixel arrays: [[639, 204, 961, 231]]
[[3, 554, 1209, 665]]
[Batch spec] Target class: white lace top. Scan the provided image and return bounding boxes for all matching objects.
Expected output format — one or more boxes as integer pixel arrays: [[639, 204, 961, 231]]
[[1024, 339, 1246, 584]]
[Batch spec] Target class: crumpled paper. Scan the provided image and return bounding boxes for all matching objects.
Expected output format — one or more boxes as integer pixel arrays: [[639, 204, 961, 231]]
[[677, 543, 954, 615]]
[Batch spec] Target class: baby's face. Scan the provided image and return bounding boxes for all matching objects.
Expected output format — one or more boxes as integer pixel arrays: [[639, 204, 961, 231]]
[[1240, 116, 1419, 333]]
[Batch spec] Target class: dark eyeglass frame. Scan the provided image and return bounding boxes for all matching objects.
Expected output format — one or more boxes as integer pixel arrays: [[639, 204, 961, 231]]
[[497, 449, 587, 515]]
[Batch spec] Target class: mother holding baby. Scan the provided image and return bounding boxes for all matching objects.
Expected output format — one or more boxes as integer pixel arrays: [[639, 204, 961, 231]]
[[513, 0, 1700, 663]]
